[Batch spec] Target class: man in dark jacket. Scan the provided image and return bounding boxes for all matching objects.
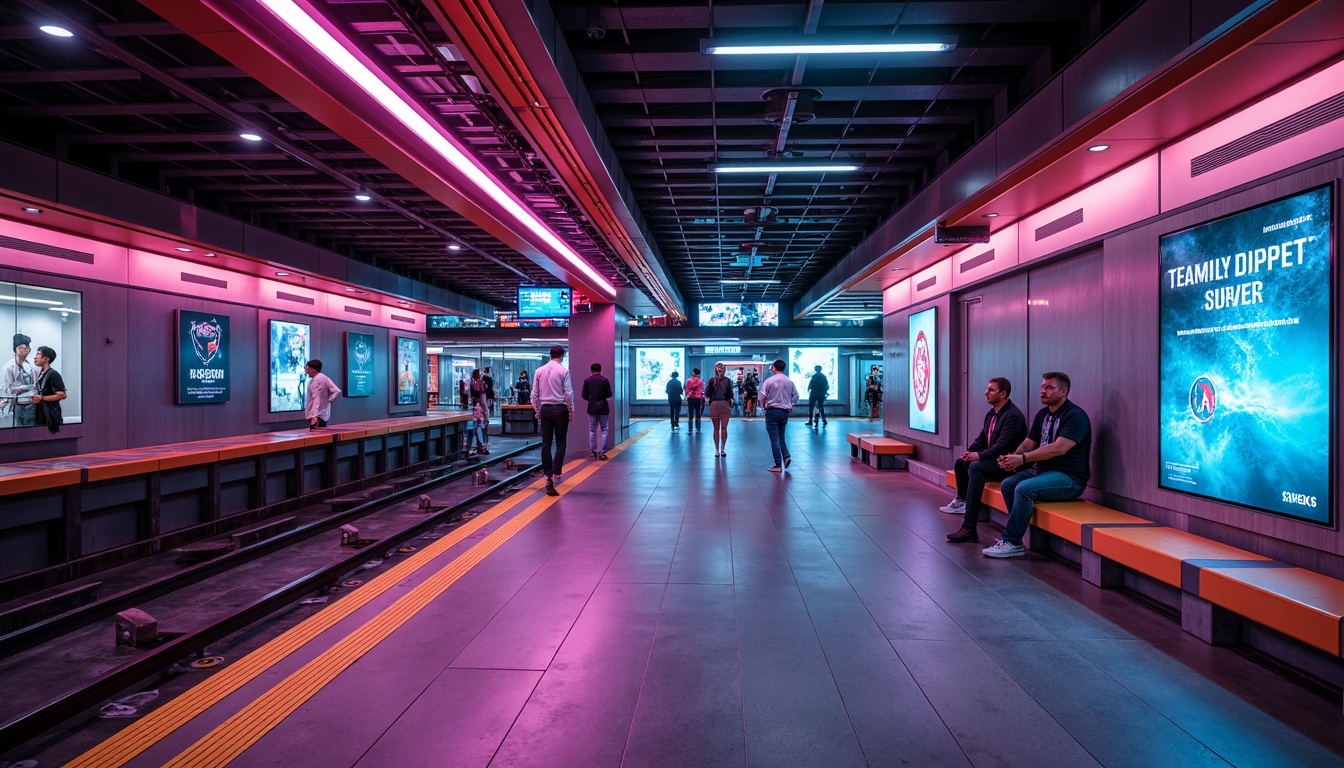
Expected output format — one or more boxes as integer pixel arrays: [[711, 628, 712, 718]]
[[581, 362, 613, 459], [805, 365, 829, 427], [945, 377, 1027, 543], [665, 371, 682, 430], [31, 345, 67, 434]]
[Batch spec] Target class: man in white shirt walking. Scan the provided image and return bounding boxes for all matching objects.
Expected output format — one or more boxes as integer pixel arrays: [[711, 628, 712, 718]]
[[758, 359, 799, 473], [304, 359, 342, 429], [531, 345, 574, 496]]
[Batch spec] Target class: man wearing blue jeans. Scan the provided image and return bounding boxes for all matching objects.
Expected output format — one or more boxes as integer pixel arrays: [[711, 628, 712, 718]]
[[758, 359, 798, 473], [982, 371, 1092, 558]]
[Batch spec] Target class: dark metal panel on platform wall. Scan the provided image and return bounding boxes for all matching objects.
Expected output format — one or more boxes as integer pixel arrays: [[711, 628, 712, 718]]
[[1191, 0, 1247, 41], [56, 163, 183, 238], [1026, 250, 1105, 485], [962, 275, 1029, 451], [1061, 0, 1192, 130], [0, 142, 58, 202], [1102, 159, 1344, 559], [997, 79, 1064, 176], [939, 138, 998, 214]]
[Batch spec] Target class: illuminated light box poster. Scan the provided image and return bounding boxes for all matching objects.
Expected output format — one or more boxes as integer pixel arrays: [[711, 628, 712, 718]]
[[396, 336, 422, 406], [177, 310, 230, 404], [908, 307, 936, 433], [269, 320, 310, 413], [345, 332, 375, 397], [698, 302, 779, 327], [788, 347, 838, 401], [1159, 185, 1333, 524], [635, 348, 684, 401]]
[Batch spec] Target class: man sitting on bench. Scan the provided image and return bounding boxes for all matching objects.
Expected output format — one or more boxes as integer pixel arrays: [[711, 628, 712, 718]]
[[945, 377, 1026, 543], [982, 371, 1092, 559]]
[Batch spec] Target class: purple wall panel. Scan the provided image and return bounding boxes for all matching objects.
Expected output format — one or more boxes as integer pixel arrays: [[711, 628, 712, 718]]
[[962, 275, 1029, 452]]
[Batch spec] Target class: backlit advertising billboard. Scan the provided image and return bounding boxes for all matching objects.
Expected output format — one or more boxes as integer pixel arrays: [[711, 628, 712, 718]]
[[1159, 185, 1333, 524], [908, 307, 936, 433], [177, 310, 230, 404]]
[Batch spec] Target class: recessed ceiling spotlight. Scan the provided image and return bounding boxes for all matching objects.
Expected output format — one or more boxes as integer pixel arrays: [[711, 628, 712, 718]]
[[984, 212, 1000, 218], [346, 287, 358, 292], [203, 252, 217, 258], [275, 271, 291, 277], [174, 247, 193, 252], [1088, 144, 1111, 152], [447, 244, 462, 250], [354, 189, 372, 202], [891, 267, 906, 271], [21, 207, 43, 214], [398, 301, 411, 306], [239, 132, 264, 142], [39, 25, 74, 38]]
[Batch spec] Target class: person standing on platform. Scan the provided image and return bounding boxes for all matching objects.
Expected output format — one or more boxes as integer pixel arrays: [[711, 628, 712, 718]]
[[806, 364, 829, 427], [581, 362, 613, 460], [532, 345, 573, 496], [982, 372, 1092, 559], [468, 369, 490, 455], [30, 345, 66, 433], [759, 359, 798, 473], [866, 365, 884, 420], [458, 376, 469, 410], [945, 377, 1027, 543], [706, 362, 734, 457], [684, 368, 705, 433], [742, 370, 758, 417], [733, 368, 745, 415], [304, 359, 341, 429], [482, 366, 496, 414], [665, 370, 683, 430], [3, 334, 37, 427]]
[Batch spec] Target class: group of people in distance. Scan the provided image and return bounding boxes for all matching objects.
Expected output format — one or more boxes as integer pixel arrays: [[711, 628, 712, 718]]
[[666, 366, 761, 431], [942, 371, 1092, 559], [2, 333, 67, 432], [664, 359, 802, 472]]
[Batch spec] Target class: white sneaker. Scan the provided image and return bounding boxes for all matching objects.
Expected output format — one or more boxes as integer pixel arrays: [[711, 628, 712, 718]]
[[939, 498, 966, 514], [982, 539, 1025, 558]]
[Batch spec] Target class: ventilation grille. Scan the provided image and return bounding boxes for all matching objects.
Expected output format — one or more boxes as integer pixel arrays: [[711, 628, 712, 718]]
[[344, 306, 372, 317], [180, 272, 227, 290], [1192, 91, 1344, 177], [916, 276, 937, 291], [0, 234, 95, 264], [960, 249, 995, 273], [390, 314, 415, 324], [276, 291, 314, 305], [1035, 209, 1083, 241]]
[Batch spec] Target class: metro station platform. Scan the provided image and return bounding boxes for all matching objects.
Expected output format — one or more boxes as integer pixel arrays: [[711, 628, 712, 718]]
[[57, 420, 1344, 767]]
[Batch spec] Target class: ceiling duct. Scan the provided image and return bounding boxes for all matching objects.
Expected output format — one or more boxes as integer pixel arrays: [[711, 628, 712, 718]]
[[762, 87, 822, 125], [743, 206, 779, 226]]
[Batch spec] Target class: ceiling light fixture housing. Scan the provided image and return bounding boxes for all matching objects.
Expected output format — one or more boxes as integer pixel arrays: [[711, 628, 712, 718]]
[[21, 207, 43, 214], [39, 25, 74, 38], [1088, 144, 1111, 152], [354, 188, 373, 202], [702, 36, 956, 56], [239, 132, 264, 141], [713, 163, 860, 174], [721, 279, 780, 285]]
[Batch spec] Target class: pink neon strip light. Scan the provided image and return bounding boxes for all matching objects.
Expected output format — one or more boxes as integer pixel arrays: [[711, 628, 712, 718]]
[[257, 0, 616, 295]]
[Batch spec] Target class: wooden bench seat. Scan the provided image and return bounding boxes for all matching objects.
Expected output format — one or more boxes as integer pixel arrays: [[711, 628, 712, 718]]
[[855, 437, 914, 470], [1030, 500, 1151, 548], [1199, 566, 1344, 655], [1090, 527, 1272, 590], [944, 469, 1005, 513], [847, 432, 883, 458]]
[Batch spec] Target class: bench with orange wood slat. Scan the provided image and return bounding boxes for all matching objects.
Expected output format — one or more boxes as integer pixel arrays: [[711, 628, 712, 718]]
[[1199, 566, 1344, 656]]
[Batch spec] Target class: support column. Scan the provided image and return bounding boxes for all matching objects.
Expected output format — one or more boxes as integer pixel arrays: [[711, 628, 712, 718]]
[[565, 303, 627, 463]]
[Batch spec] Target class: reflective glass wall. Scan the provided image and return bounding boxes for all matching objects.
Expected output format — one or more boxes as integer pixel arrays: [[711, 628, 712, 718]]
[[0, 282, 81, 428]]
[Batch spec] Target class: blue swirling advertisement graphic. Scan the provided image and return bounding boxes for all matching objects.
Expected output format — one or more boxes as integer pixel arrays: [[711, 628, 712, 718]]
[[1159, 185, 1333, 524]]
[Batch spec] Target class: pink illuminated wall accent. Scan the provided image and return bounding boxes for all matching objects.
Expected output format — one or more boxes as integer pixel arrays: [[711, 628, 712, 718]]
[[1161, 57, 1344, 211], [1018, 155, 1158, 264], [0, 216, 129, 284], [910, 258, 953, 302], [953, 223, 1019, 289], [883, 279, 911, 315]]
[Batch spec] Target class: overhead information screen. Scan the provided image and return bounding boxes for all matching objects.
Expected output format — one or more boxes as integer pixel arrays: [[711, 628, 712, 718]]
[[1158, 184, 1333, 524], [698, 302, 779, 326], [517, 287, 572, 319]]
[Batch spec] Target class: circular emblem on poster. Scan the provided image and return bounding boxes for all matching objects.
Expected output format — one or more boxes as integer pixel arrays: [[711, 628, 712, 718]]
[[912, 330, 931, 411], [1188, 375, 1216, 423]]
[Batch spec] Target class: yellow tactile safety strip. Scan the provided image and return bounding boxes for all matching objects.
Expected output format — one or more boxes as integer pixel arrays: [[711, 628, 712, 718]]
[[70, 430, 646, 768]]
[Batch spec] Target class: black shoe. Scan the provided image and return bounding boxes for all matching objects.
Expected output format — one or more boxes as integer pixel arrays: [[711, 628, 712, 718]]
[[784, 454, 792, 468], [946, 526, 979, 543], [599, 453, 608, 460], [545, 480, 559, 496]]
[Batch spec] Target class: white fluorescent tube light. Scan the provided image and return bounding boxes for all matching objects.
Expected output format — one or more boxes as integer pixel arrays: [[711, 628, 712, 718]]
[[257, 0, 615, 295], [713, 163, 860, 174], [720, 279, 780, 285], [702, 38, 955, 56]]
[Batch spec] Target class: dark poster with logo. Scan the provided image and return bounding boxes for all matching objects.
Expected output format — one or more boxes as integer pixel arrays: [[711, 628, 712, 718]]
[[177, 310, 231, 404], [346, 332, 375, 397], [1158, 185, 1333, 524]]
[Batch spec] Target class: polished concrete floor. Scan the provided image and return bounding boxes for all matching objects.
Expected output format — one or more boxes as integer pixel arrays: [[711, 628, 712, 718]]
[[85, 419, 1344, 767]]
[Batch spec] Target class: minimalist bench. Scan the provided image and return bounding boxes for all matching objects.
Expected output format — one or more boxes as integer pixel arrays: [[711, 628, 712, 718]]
[[856, 437, 914, 470], [847, 432, 884, 458]]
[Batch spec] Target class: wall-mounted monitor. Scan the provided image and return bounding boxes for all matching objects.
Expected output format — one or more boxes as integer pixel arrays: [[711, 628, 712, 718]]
[[788, 347, 838, 401], [1159, 184, 1333, 525], [345, 332, 375, 397], [395, 336, 422, 406], [698, 302, 779, 327], [268, 319, 309, 413], [518, 287, 572, 319], [908, 307, 936, 433], [177, 310, 230, 404], [634, 347, 684, 401]]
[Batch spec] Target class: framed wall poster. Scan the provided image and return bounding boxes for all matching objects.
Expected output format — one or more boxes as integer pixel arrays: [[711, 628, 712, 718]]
[[345, 331, 375, 397], [787, 347, 838, 401], [1158, 184, 1333, 524], [395, 336, 421, 406], [634, 348, 684, 401], [177, 310, 230, 404], [908, 307, 937, 433], [268, 319, 310, 413]]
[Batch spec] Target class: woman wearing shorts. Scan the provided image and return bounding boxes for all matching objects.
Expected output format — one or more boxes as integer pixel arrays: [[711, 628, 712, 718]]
[[706, 363, 735, 457]]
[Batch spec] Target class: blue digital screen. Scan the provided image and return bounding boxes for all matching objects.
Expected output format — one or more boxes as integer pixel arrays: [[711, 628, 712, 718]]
[[1159, 185, 1333, 524], [518, 287, 572, 319]]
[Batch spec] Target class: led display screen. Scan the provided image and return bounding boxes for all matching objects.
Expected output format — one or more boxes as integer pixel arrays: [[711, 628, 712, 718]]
[[1159, 185, 1333, 524], [634, 347, 684, 401], [345, 332, 375, 397], [177, 310, 230, 404], [788, 347, 838, 401], [395, 336, 422, 406], [517, 287, 572, 319], [908, 307, 936, 433], [698, 302, 779, 327], [268, 320, 310, 413]]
